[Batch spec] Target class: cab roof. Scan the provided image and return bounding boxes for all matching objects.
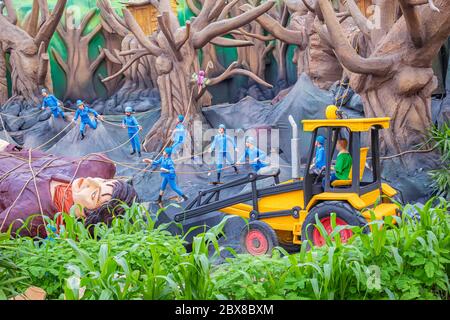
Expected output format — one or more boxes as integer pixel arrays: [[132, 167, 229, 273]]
[[302, 118, 391, 132]]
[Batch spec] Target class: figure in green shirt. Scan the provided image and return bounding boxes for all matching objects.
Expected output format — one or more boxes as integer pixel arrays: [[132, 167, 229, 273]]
[[323, 138, 352, 189]]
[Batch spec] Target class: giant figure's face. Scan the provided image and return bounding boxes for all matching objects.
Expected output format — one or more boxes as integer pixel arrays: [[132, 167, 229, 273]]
[[72, 178, 115, 215]]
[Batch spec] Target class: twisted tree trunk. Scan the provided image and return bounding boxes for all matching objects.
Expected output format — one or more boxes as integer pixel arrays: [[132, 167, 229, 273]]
[[103, 0, 275, 152], [0, 0, 66, 105], [317, 0, 450, 158], [52, 8, 104, 102]]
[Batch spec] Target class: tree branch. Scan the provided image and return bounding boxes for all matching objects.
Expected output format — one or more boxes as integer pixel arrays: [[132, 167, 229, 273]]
[[230, 28, 275, 42], [218, 0, 239, 20], [240, 3, 305, 47], [24, 0, 40, 37], [206, 61, 273, 87], [208, 0, 227, 22], [80, 8, 96, 32], [301, 0, 316, 14], [1, 0, 17, 25], [97, 0, 129, 37], [122, 9, 163, 56], [157, 12, 182, 60], [102, 49, 149, 82], [398, 0, 424, 47], [341, 0, 371, 37], [175, 20, 191, 50], [90, 46, 105, 72], [209, 36, 254, 47], [316, 0, 394, 76], [82, 23, 102, 44], [51, 47, 68, 73], [192, 0, 275, 49], [34, 0, 67, 47], [103, 48, 122, 65], [186, 0, 201, 16], [37, 41, 49, 85], [262, 41, 276, 58], [408, 0, 440, 12]]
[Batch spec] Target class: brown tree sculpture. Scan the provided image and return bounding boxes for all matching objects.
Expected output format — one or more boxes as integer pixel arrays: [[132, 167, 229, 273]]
[[51, 8, 104, 102], [242, 0, 358, 89], [0, 0, 66, 105], [186, 0, 226, 76], [230, 0, 300, 88], [316, 0, 449, 159], [103, 0, 275, 152], [98, 0, 157, 100]]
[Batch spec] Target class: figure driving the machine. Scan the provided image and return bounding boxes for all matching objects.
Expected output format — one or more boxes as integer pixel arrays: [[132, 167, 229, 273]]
[[40, 88, 66, 121], [171, 114, 186, 156], [322, 138, 353, 189], [122, 106, 142, 157], [73, 100, 103, 140], [209, 124, 239, 184], [310, 135, 326, 174], [143, 147, 188, 205], [237, 137, 268, 174]]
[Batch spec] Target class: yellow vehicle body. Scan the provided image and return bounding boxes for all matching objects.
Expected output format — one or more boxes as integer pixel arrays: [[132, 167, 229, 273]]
[[220, 183, 399, 245], [218, 112, 400, 246]]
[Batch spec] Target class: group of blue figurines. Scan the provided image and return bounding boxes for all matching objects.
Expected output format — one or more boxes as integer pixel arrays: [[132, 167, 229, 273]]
[[40, 88, 269, 205]]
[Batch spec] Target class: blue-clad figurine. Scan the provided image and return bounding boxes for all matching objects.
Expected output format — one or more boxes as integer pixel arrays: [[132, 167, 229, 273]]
[[209, 124, 239, 184], [73, 100, 103, 140], [122, 106, 142, 157], [237, 137, 268, 173], [144, 147, 188, 205], [171, 114, 186, 155], [40, 88, 66, 120], [311, 135, 326, 174]]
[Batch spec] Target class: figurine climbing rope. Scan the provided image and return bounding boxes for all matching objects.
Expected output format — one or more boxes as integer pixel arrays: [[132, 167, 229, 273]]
[[40, 88, 66, 121], [122, 106, 142, 157], [73, 100, 104, 140], [143, 147, 188, 206], [209, 124, 239, 184], [237, 137, 268, 173], [171, 114, 186, 157]]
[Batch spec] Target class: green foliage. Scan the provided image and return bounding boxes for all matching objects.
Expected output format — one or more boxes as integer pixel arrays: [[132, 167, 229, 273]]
[[212, 198, 450, 300], [1, 198, 449, 300], [428, 122, 450, 199], [0, 241, 29, 299]]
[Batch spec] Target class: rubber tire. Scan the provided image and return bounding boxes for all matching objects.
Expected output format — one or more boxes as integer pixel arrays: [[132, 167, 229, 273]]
[[301, 201, 367, 248], [240, 220, 279, 256]]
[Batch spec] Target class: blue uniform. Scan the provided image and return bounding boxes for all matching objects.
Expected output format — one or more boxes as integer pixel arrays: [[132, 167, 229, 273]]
[[122, 115, 141, 153], [152, 156, 184, 196], [74, 106, 99, 134], [240, 147, 268, 172], [172, 123, 186, 153], [42, 95, 65, 119], [211, 133, 236, 173], [315, 145, 326, 170]]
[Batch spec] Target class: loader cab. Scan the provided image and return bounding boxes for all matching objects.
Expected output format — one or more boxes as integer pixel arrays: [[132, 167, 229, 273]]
[[302, 118, 389, 207]]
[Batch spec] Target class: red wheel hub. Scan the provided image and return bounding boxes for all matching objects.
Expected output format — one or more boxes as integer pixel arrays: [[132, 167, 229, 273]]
[[245, 230, 269, 255], [312, 217, 353, 247]]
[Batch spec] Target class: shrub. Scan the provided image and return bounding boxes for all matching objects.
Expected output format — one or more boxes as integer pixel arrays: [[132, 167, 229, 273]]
[[428, 122, 450, 199], [212, 198, 450, 300], [1, 198, 449, 300]]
